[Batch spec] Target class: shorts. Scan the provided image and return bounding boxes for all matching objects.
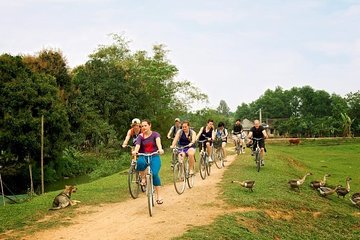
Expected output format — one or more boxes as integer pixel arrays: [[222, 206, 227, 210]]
[[252, 139, 265, 151]]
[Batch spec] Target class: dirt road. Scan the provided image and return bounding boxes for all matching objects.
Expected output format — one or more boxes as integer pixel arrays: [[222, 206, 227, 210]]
[[21, 153, 241, 240]]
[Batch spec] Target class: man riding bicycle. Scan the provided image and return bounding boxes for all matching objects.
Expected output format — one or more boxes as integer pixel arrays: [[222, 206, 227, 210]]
[[170, 120, 197, 175], [232, 119, 245, 153], [247, 119, 268, 166], [167, 118, 182, 139]]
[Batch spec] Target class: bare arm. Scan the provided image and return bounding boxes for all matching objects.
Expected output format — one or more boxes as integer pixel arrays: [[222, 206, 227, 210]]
[[191, 130, 197, 145], [171, 130, 181, 148], [262, 130, 268, 139], [247, 131, 253, 139], [211, 130, 215, 141], [166, 126, 173, 139], [132, 144, 140, 156], [122, 129, 132, 147], [196, 127, 204, 141], [155, 137, 164, 154]]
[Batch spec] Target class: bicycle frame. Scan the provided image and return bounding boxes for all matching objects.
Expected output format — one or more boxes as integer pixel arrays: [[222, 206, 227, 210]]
[[137, 152, 159, 217], [252, 138, 263, 172]]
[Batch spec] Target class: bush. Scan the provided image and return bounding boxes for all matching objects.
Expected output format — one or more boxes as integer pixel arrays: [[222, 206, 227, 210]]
[[89, 154, 129, 179]]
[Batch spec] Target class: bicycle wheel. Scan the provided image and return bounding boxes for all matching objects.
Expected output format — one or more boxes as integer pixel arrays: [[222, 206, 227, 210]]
[[236, 141, 241, 155], [214, 148, 223, 169], [128, 166, 140, 199], [146, 174, 154, 217], [220, 148, 225, 167], [186, 160, 195, 188], [206, 154, 211, 176], [199, 153, 207, 180], [255, 150, 261, 172], [173, 162, 186, 195], [171, 150, 177, 168]]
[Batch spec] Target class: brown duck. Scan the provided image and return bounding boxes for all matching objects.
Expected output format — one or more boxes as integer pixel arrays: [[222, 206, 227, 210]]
[[318, 185, 341, 197], [232, 180, 255, 192], [288, 172, 312, 191], [336, 177, 351, 198], [350, 192, 360, 207], [310, 174, 330, 189]]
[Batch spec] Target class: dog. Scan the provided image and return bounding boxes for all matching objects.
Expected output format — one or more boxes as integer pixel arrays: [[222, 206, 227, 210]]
[[49, 185, 80, 210], [289, 138, 300, 145]]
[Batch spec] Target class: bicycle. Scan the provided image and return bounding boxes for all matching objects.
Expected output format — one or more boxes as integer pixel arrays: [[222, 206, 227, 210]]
[[126, 146, 145, 199], [233, 132, 242, 155], [212, 137, 224, 169], [251, 137, 263, 172], [172, 145, 195, 194], [137, 151, 159, 217], [198, 139, 212, 179]]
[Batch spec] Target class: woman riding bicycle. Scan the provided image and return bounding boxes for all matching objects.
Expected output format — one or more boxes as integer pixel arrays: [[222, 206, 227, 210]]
[[247, 119, 268, 166], [170, 120, 197, 175], [196, 119, 215, 162], [132, 119, 164, 204], [216, 122, 228, 160]]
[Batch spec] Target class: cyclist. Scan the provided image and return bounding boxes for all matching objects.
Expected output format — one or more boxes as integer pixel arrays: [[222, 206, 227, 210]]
[[196, 119, 215, 162], [170, 120, 197, 174], [247, 119, 268, 166], [122, 118, 142, 148], [232, 119, 244, 152], [132, 119, 164, 204], [167, 118, 182, 139], [215, 122, 228, 160]]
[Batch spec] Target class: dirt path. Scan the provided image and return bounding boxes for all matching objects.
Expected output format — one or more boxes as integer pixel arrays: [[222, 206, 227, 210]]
[[20, 153, 244, 240]]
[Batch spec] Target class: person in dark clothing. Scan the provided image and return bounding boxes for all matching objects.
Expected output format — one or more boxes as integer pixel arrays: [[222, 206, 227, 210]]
[[247, 119, 268, 166]]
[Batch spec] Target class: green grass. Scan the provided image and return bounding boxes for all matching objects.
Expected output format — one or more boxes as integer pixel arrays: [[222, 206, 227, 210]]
[[176, 139, 360, 240], [0, 151, 174, 236], [1, 140, 359, 239]]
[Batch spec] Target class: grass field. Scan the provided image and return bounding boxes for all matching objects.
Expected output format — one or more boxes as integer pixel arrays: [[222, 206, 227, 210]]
[[176, 138, 360, 239], [0, 138, 359, 239]]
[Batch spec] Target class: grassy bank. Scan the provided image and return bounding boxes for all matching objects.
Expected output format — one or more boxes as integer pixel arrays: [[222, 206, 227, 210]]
[[1, 139, 359, 239], [176, 139, 360, 239], [0, 152, 174, 236]]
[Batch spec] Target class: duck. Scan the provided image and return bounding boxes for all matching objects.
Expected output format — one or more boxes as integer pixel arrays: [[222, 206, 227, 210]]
[[310, 174, 331, 189], [336, 177, 352, 198], [350, 192, 360, 207], [288, 172, 312, 191], [318, 185, 341, 197], [232, 180, 255, 192]]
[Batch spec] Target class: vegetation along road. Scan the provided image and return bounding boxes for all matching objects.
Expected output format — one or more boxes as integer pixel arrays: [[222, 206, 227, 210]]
[[1, 139, 360, 239]]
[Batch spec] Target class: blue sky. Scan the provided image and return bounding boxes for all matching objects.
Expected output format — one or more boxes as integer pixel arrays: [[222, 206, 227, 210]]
[[1, 0, 359, 111]]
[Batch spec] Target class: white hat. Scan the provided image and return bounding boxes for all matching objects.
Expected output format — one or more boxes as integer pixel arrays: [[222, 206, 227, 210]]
[[131, 118, 141, 125], [175, 118, 180, 122]]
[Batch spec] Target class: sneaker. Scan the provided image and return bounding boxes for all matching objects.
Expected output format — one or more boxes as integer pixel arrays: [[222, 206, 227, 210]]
[[189, 169, 194, 175], [208, 157, 213, 162], [261, 160, 265, 166]]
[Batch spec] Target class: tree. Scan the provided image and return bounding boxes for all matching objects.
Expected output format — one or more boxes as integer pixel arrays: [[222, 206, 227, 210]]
[[0, 54, 70, 179], [340, 113, 354, 137], [217, 100, 230, 116], [346, 91, 360, 136]]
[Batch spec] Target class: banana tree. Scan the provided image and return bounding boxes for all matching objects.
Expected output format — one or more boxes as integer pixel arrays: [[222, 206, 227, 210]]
[[340, 113, 354, 137]]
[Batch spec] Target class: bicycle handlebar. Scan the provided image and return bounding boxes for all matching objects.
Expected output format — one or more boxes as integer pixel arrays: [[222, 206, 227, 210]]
[[137, 151, 159, 156], [252, 137, 263, 141]]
